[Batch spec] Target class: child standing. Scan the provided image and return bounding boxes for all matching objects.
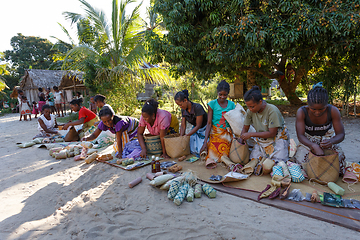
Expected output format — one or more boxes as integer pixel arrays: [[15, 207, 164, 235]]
[[53, 86, 64, 117], [17, 89, 24, 121], [89, 96, 97, 114], [32, 101, 39, 118], [20, 96, 32, 121]]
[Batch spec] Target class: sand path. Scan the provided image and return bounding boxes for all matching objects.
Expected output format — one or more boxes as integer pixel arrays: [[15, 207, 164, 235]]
[[0, 113, 359, 239]]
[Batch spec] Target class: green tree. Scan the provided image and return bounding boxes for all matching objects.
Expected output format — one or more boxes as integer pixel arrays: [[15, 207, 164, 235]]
[[149, 0, 360, 105], [59, 0, 168, 114], [4, 34, 54, 76]]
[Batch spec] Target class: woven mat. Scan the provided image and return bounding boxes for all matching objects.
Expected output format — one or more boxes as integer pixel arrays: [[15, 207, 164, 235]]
[[175, 156, 360, 201]]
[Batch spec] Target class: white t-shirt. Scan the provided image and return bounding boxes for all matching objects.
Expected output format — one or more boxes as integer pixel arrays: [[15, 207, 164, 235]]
[[38, 114, 56, 131], [54, 91, 62, 102]]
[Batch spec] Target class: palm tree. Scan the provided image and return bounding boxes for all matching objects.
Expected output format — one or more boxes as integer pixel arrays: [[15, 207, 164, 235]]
[[59, 0, 167, 114]]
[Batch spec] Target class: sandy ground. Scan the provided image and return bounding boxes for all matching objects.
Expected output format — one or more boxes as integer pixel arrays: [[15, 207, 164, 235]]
[[0, 113, 360, 240]]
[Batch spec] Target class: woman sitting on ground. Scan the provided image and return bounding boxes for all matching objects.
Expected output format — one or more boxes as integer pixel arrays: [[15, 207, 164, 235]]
[[175, 89, 207, 157], [293, 83, 346, 174], [200, 80, 235, 168], [137, 99, 179, 159], [33, 104, 60, 139], [63, 98, 99, 138], [240, 86, 290, 164], [81, 107, 139, 158]]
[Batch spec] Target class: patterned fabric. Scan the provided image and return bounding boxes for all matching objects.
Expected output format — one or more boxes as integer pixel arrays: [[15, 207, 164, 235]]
[[278, 161, 291, 178], [174, 183, 190, 206], [122, 139, 142, 159], [79, 116, 99, 138], [20, 101, 31, 115], [187, 187, 194, 202], [205, 125, 232, 163], [293, 128, 346, 175], [190, 125, 206, 157], [250, 127, 290, 163], [202, 183, 217, 198], [288, 164, 305, 183]]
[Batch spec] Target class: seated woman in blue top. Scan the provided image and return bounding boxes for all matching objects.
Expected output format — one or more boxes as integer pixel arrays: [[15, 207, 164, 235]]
[[82, 107, 139, 158], [174, 89, 208, 157], [200, 80, 235, 168], [293, 84, 346, 175]]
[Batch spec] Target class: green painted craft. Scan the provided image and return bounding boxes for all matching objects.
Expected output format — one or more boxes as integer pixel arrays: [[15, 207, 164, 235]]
[[174, 183, 190, 206], [202, 184, 216, 198], [187, 187, 194, 202], [122, 158, 134, 166], [167, 180, 181, 200], [194, 184, 202, 198]]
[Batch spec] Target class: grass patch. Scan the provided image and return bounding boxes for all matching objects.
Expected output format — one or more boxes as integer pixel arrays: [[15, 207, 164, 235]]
[[57, 112, 79, 123]]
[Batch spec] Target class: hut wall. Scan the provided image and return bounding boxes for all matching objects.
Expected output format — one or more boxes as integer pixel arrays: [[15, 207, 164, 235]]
[[24, 90, 39, 104]]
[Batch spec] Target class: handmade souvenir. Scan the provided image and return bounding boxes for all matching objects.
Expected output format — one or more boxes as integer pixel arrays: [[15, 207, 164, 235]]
[[79, 147, 88, 160], [33, 138, 44, 144], [18, 141, 36, 148], [288, 163, 305, 183], [155, 172, 164, 177], [80, 142, 93, 149], [271, 165, 284, 177], [327, 182, 345, 196], [144, 135, 162, 155], [85, 152, 99, 164], [311, 190, 320, 203], [174, 183, 190, 205], [254, 158, 266, 176], [342, 167, 358, 185], [240, 159, 258, 175], [55, 150, 68, 159], [64, 126, 79, 142], [287, 189, 305, 202], [186, 157, 199, 163], [168, 180, 181, 200], [129, 177, 142, 188], [277, 161, 291, 179], [258, 185, 277, 200], [122, 158, 134, 166], [146, 173, 155, 181], [74, 155, 83, 161], [49, 147, 63, 156], [202, 184, 216, 198], [66, 151, 75, 158], [150, 174, 174, 187], [194, 184, 202, 198], [209, 175, 222, 181], [73, 146, 80, 156], [229, 138, 250, 166], [164, 134, 190, 158], [205, 158, 217, 169], [262, 158, 275, 175], [178, 156, 186, 161], [87, 149, 98, 155], [160, 176, 185, 190], [168, 164, 182, 173], [269, 187, 281, 199], [183, 171, 197, 186], [187, 187, 194, 202], [280, 184, 291, 200], [97, 154, 113, 161], [306, 149, 339, 183], [200, 151, 207, 161]]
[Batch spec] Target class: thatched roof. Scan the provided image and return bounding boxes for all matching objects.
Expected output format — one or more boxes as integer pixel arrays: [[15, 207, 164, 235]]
[[19, 69, 85, 90]]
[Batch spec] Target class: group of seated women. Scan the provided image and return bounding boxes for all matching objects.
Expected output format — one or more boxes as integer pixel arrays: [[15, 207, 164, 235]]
[[35, 81, 346, 175]]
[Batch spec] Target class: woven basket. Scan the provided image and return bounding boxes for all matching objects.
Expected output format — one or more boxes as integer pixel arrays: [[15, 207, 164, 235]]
[[229, 139, 250, 166], [64, 126, 80, 142], [144, 134, 162, 155], [164, 134, 190, 158], [306, 149, 339, 183]]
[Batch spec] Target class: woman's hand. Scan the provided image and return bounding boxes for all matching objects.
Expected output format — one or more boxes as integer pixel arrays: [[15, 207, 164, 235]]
[[311, 144, 325, 156], [161, 153, 170, 159], [140, 149, 147, 158], [81, 137, 87, 141], [238, 137, 245, 144], [200, 143, 207, 153], [115, 151, 122, 159], [240, 132, 252, 141], [320, 139, 333, 149], [63, 123, 70, 130]]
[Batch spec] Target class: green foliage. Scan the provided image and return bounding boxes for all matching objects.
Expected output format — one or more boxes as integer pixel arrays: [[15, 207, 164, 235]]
[[57, 112, 79, 123], [4, 34, 54, 77], [149, 0, 360, 105], [56, 0, 169, 115]]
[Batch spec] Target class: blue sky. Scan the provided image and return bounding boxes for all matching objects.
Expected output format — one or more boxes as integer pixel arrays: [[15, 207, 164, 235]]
[[0, 0, 150, 52]]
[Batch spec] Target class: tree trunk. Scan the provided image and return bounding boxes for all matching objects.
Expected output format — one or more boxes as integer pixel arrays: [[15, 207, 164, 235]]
[[246, 70, 256, 89], [278, 65, 305, 106]]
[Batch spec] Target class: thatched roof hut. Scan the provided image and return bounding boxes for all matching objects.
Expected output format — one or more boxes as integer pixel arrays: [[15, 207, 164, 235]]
[[18, 69, 85, 103]]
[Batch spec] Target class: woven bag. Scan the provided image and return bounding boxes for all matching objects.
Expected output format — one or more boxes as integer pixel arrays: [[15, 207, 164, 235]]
[[229, 139, 250, 166], [64, 126, 80, 142], [144, 134, 163, 155], [164, 134, 190, 158], [306, 149, 339, 183]]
